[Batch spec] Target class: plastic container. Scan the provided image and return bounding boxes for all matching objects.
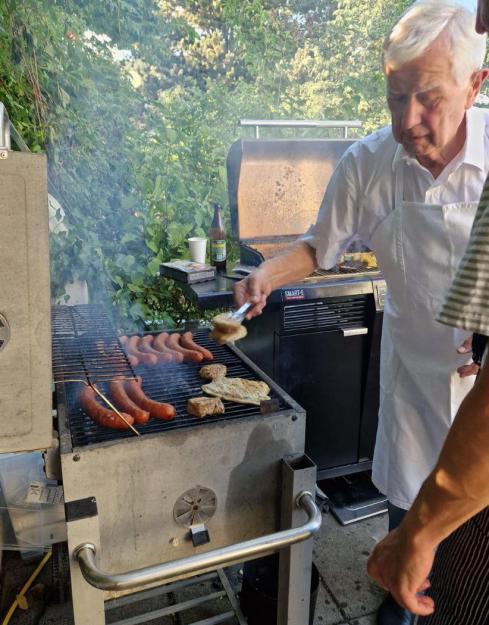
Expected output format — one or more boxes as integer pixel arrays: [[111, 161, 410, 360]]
[[240, 554, 320, 625], [0, 452, 65, 553]]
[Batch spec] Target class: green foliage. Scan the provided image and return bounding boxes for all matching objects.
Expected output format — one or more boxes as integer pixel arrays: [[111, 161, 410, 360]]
[[1, 0, 487, 330]]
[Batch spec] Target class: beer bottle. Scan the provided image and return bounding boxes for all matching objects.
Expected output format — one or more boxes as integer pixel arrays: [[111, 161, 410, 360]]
[[209, 203, 227, 273]]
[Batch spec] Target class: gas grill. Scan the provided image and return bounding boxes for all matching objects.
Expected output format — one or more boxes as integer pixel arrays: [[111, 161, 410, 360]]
[[0, 105, 321, 625], [183, 122, 386, 484]]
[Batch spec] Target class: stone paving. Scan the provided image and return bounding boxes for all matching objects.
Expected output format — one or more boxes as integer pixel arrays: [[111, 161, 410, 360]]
[[312, 511, 387, 625]]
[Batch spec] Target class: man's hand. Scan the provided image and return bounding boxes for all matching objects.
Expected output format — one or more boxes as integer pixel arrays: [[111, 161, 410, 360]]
[[234, 271, 272, 319], [233, 241, 318, 318], [367, 526, 436, 616], [457, 335, 480, 378]]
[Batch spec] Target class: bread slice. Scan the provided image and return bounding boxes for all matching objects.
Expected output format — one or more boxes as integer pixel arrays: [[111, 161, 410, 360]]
[[209, 325, 247, 345], [202, 377, 270, 406], [199, 364, 227, 380], [187, 396, 225, 418], [212, 312, 242, 334]]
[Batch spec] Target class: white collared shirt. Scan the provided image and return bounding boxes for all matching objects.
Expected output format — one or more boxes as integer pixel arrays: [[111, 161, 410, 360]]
[[303, 106, 489, 266]]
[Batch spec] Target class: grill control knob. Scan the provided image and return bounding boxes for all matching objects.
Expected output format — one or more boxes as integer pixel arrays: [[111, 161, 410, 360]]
[[0, 314, 10, 352], [173, 485, 217, 528]]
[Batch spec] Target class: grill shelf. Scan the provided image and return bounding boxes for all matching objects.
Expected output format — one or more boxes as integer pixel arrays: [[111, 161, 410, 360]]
[[52, 305, 289, 448]]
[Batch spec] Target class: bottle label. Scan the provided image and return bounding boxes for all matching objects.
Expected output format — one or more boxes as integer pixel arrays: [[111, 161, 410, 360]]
[[211, 240, 227, 262]]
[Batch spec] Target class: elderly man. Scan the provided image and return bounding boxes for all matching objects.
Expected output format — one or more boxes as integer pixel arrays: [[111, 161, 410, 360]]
[[367, 1, 489, 623], [234, 1, 489, 623]]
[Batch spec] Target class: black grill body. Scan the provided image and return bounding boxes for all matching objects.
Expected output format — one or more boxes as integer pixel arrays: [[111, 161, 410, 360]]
[[238, 278, 385, 479]]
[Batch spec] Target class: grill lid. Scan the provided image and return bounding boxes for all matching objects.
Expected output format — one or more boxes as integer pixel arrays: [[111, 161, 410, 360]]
[[227, 139, 355, 242], [0, 150, 52, 454]]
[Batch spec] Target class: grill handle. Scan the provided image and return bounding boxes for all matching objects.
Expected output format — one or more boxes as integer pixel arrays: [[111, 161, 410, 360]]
[[0, 103, 11, 151], [73, 490, 321, 592], [341, 327, 368, 337], [239, 118, 362, 139]]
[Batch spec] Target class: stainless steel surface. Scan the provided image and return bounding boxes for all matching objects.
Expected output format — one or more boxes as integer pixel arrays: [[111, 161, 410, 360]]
[[105, 569, 246, 625], [0, 150, 52, 453], [239, 118, 362, 139], [67, 510, 104, 624], [216, 568, 247, 625], [0, 102, 11, 150], [62, 408, 305, 583], [229, 301, 252, 321], [278, 455, 317, 625], [73, 491, 320, 591], [60, 327, 307, 623], [342, 327, 369, 337], [105, 572, 219, 610], [108, 590, 227, 625], [228, 139, 357, 241], [9, 124, 30, 152]]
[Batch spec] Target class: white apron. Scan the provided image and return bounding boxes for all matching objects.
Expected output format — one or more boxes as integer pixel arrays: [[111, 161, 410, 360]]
[[370, 161, 478, 509]]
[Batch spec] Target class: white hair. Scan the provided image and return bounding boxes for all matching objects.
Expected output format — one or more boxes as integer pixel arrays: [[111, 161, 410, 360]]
[[384, 0, 487, 85]]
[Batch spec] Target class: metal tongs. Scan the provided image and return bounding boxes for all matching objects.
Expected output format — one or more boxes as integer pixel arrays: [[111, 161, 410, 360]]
[[211, 302, 252, 338], [227, 301, 252, 323]]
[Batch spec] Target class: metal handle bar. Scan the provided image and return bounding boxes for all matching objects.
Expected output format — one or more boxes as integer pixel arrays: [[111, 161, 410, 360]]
[[0, 103, 11, 151], [239, 118, 362, 139], [0, 102, 31, 152], [342, 327, 369, 337], [74, 491, 321, 592]]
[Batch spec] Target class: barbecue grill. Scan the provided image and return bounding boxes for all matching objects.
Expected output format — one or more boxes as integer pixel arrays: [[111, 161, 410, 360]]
[[0, 105, 322, 625], [55, 306, 319, 624]]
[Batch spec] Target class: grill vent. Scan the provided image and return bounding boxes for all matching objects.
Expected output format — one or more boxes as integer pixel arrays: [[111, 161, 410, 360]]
[[282, 296, 369, 333]]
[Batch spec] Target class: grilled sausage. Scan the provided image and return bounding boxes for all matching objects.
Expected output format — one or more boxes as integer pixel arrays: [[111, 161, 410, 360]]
[[138, 335, 173, 364], [119, 335, 139, 367], [108, 377, 151, 424], [180, 332, 213, 361], [126, 335, 158, 366], [153, 332, 184, 363], [79, 385, 134, 430], [125, 377, 176, 421], [166, 332, 203, 363]]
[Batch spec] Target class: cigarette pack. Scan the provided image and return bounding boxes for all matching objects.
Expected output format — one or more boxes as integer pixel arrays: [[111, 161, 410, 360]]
[[160, 260, 216, 284]]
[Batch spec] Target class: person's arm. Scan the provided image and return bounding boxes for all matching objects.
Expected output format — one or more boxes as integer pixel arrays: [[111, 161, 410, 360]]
[[234, 240, 318, 317], [368, 354, 489, 615]]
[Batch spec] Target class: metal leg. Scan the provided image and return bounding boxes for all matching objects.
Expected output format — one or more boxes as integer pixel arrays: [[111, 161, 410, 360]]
[[66, 505, 105, 625], [106, 569, 245, 625], [216, 569, 247, 625], [278, 455, 317, 625]]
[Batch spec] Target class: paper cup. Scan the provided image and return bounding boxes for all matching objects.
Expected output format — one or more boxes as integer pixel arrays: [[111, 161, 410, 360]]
[[188, 237, 208, 264]]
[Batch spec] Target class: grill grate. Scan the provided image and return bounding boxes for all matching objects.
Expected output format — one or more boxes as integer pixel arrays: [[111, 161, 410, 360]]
[[282, 295, 369, 333], [52, 306, 290, 448], [52, 305, 134, 383]]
